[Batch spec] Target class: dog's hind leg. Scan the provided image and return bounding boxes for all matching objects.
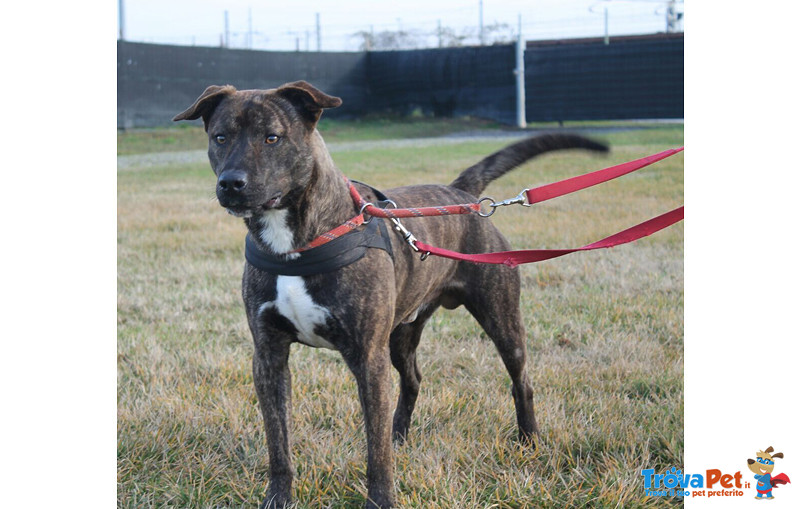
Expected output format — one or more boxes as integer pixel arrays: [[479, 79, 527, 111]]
[[461, 267, 540, 444], [389, 304, 439, 443]]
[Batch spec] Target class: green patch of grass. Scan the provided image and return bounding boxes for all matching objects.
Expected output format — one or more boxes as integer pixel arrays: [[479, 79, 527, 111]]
[[118, 123, 683, 507], [117, 114, 682, 156], [118, 116, 506, 155], [317, 115, 505, 142], [117, 124, 209, 155]]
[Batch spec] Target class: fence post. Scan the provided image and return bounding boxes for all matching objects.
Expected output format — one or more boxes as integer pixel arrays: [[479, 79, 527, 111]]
[[515, 16, 526, 128]]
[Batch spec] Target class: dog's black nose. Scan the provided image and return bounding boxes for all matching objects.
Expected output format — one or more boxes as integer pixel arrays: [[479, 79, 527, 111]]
[[218, 170, 248, 193]]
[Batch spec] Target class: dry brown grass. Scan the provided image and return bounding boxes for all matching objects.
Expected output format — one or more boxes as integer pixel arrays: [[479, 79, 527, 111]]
[[118, 124, 683, 508]]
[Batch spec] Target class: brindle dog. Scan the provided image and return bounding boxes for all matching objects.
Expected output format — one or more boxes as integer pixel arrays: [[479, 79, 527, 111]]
[[174, 81, 607, 508]]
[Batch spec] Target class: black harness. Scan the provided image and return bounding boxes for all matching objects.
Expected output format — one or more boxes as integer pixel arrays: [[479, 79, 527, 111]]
[[244, 183, 395, 276]]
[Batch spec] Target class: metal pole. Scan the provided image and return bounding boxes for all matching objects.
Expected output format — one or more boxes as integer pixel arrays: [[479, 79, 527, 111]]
[[224, 10, 229, 48], [368, 25, 374, 51], [666, 0, 677, 33], [604, 8, 609, 45], [118, 0, 125, 40], [316, 13, 321, 51], [119, 0, 125, 41], [248, 7, 253, 49], [479, 0, 485, 45], [515, 14, 526, 129]]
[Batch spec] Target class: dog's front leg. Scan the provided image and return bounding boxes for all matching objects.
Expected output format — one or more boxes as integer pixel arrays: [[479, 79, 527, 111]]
[[344, 340, 396, 509], [252, 342, 293, 509]]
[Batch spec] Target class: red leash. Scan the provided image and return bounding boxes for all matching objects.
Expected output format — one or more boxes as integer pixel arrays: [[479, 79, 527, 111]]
[[297, 147, 683, 264], [413, 146, 685, 266], [525, 147, 683, 204], [349, 182, 480, 218], [296, 182, 479, 251], [415, 206, 683, 267]]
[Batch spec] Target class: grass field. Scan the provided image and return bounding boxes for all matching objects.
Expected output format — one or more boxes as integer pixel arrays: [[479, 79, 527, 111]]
[[116, 117, 505, 155], [118, 120, 683, 508]]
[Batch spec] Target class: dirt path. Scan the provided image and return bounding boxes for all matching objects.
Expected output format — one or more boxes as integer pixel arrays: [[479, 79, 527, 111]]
[[117, 124, 680, 170]]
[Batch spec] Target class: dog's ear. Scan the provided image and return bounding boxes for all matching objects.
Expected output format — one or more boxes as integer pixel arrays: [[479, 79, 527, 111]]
[[173, 85, 237, 131], [772, 452, 784, 459], [276, 81, 342, 128]]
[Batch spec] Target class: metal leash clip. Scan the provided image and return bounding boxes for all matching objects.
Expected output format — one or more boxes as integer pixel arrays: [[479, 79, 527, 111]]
[[477, 188, 532, 217], [383, 199, 430, 260], [392, 218, 419, 251]]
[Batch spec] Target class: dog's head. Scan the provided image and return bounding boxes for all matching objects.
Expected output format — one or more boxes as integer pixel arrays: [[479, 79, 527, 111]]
[[173, 81, 342, 218], [747, 446, 784, 475]]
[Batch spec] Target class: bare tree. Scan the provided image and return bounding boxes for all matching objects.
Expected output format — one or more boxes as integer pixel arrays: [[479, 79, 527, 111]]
[[353, 29, 424, 51], [483, 22, 516, 45], [437, 26, 469, 47], [353, 22, 516, 51]]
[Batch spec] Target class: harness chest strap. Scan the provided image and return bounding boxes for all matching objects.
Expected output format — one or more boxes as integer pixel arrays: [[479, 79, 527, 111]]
[[297, 213, 366, 251], [245, 217, 393, 276], [244, 181, 398, 275]]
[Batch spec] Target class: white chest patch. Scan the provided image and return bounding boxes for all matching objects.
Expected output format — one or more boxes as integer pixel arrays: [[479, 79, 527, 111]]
[[258, 209, 298, 258], [259, 276, 335, 349]]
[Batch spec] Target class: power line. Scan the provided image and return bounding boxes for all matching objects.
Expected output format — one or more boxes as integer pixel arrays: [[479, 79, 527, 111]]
[[126, 10, 679, 52]]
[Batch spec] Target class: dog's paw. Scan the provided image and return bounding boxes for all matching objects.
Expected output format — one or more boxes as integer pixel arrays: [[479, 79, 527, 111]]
[[365, 493, 395, 509], [259, 491, 292, 509]]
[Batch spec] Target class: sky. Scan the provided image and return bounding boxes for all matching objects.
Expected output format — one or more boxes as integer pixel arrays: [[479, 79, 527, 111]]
[[118, 0, 684, 51]]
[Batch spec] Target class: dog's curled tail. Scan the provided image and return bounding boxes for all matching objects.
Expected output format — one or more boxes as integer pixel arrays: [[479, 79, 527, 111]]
[[449, 133, 609, 197]]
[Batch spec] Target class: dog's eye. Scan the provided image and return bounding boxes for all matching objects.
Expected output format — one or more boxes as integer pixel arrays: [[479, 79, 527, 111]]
[[214, 135, 227, 145], [265, 134, 280, 144]]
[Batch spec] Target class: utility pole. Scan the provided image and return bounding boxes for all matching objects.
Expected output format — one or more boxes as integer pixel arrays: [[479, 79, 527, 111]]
[[479, 0, 485, 45], [248, 7, 253, 49], [604, 8, 609, 45], [118, 0, 125, 40], [316, 13, 321, 51], [666, 0, 678, 33], [515, 14, 526, 129], [224, 10, 229, 48]]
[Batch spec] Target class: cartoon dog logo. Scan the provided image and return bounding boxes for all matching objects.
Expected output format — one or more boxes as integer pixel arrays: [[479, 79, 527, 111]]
[[747, 446, 791, 499]]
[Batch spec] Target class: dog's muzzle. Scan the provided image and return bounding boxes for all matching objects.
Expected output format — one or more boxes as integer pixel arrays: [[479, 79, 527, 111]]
[[217, 170, 283, 217], [217, 170, 252, 216]]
